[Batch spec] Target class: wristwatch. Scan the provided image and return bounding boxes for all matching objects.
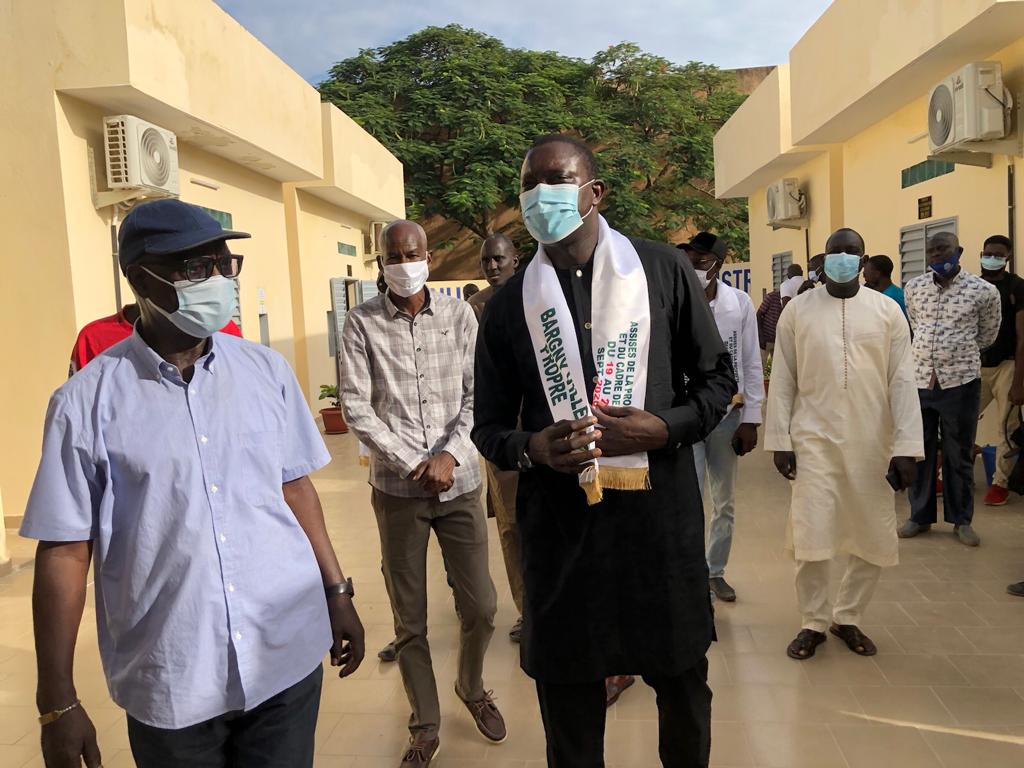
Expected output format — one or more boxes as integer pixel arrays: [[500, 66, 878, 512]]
[[325, 578, 355, 599]]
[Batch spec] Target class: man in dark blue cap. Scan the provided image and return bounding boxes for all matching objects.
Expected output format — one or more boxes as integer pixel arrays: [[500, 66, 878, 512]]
[[22, 199, 365, 768]]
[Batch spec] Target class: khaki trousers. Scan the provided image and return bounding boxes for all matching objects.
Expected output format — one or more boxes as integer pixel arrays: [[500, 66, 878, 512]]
[[372, 488, 497, 738], [980, 359, 1020, 487], [795, 556, 882, 634], [484, 460, 524, 614]]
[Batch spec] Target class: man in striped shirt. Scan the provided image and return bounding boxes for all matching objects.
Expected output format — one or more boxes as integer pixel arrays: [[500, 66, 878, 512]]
[[340, 220, 504, 766]]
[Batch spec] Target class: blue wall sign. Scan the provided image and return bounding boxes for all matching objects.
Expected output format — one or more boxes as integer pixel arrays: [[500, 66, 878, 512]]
[[720, 267, 751, 293]]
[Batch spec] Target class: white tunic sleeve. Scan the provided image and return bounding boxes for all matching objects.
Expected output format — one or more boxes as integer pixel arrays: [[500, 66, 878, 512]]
[[739, 293, 765, 424], [764, 304, 798, 452], [887, 305, 925, 459]]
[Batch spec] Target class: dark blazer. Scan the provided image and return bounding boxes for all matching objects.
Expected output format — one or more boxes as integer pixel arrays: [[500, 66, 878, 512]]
[[472, 236, 736, 682]]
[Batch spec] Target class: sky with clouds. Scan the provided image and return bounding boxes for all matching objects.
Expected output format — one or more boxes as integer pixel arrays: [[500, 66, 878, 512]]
[[213, 0, 833, 85]]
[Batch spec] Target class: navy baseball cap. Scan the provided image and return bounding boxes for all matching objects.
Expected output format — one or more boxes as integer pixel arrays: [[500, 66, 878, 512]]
[[677, 231, 727, 260], [118, 199, 250, 272]]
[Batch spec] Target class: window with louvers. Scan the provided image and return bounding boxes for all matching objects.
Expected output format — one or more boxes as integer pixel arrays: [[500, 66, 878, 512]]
[[899, 217, 957, 285], [772, 251, 793, 289]]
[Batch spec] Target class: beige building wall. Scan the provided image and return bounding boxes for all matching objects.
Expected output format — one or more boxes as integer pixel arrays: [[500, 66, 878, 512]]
[[843, 99, 1015, 278], [54, 95, 126, 331], [788, 0, 1024, 146], [714, 66, 794, 200], [0, 490, 9, 575], [290, 190, 372, 405], [1, 5, 82, 521], [118, 0, 324, 179], [50, 95, 305, 366], [747, 150, 844, 301], [716, 0, 1024, 298], [841, 35, 1024, 276], [176, 144, 299, 364], [0, 0, 405, 522]]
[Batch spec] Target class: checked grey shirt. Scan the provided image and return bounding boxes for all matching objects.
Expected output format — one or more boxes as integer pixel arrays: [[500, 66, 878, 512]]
[[340, 290, 480, 501]]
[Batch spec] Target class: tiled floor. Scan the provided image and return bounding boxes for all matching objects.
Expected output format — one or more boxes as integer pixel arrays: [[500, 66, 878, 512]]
[[2, 434, 1024, 767]]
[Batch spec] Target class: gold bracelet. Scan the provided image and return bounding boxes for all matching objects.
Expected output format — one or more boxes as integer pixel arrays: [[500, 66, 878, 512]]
[[38, 699, 81, 725]]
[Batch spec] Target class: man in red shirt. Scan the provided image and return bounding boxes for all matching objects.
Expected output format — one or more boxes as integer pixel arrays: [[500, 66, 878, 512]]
[[70, 303, 241, 375]]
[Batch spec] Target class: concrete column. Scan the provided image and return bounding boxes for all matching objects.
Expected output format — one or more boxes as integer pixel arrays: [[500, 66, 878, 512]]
[[0, 487, 11, 577]]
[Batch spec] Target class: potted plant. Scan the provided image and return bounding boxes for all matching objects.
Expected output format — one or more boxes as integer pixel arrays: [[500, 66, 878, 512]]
[[318, 384, 348, 434]]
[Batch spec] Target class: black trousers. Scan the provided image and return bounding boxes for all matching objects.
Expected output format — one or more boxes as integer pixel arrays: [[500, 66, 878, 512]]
[[535, 658, 711, 768], [909, 380, 981, 526], [127, 665, 323, 768]]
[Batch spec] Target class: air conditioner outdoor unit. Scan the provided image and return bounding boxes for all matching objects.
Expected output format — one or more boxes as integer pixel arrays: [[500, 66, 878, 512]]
[[928, 62, 1011, 154], [766, 178, 805, 226], [367, 221, 387, 258], [103, 115, 180, 196]]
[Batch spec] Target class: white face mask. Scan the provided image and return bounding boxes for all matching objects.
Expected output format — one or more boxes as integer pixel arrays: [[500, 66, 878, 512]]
[[142, 269, 236, 339], [695, 269, 712, 290], [383, 260, 430, 297]]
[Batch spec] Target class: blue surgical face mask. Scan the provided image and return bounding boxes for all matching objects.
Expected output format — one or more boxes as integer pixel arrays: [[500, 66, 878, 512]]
[[981, 255, 1008, 272], [823, 252, 862, 284], [142, 269, 237, 338], [929, 251, 961, 277], [807, 269, 819, 282], [520, 181, 595, 245]]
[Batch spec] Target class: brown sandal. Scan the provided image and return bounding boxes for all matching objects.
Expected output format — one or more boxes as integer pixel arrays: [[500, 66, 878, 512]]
[[605, 675, 635, 707], [829, 624, 877, 656], [786, 629, 826, 660]]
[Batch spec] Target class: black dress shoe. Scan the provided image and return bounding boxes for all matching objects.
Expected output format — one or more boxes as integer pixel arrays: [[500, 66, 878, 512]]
[[709, 577, 737, 602]]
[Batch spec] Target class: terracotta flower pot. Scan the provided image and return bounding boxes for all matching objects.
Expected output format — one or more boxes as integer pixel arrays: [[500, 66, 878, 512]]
[[320, 407, 348, 435]]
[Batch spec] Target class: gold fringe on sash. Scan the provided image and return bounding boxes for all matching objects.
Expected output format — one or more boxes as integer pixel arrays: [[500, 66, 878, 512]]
[[580, 464, 651, 506], [358, 455, 370, 467]]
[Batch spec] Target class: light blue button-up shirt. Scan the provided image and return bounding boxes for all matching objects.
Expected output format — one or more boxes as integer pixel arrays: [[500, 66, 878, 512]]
[[21, 330, 332, 729]]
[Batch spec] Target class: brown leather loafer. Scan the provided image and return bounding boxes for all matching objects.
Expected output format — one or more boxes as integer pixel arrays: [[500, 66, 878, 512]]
[[399, 735, 440, 766], [378, 640, 398, 663], [456, 687, 507, 743]]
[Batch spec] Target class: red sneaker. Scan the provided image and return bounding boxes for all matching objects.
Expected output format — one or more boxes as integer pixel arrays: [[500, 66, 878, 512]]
[[985, 484, 1010, 506]]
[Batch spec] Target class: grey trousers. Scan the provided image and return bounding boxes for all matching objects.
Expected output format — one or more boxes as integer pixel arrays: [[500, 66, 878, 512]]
[[485, 460, 524, 614], [372, 487, 497, 737]]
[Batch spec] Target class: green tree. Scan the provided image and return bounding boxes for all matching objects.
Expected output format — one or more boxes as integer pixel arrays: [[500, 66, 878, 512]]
[[320, 28, 750, 266], [319, 25, 601, 240], [591, 44, 749, 258]]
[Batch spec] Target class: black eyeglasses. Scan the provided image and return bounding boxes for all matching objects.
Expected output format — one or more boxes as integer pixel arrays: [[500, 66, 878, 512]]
[[177, 254, 244, 283]]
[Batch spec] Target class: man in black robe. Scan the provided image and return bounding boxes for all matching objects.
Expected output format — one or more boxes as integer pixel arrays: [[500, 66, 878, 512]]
[[472, 134, 736, 768]]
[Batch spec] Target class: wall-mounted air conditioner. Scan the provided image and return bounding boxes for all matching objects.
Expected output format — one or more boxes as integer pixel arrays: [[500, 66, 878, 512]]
[[928, 62, 1011, 155], [366, 221, 387, 261], [766, 178, 805, 226], [104, 115, 180, 196]]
